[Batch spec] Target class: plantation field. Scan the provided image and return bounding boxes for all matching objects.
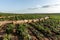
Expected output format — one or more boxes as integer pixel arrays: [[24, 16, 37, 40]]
[[0, 13, 60, 20], [0, 13, 60, 40]]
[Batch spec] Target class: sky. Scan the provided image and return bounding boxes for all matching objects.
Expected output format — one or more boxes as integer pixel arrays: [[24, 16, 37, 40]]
[[0, 0, 60, 13]]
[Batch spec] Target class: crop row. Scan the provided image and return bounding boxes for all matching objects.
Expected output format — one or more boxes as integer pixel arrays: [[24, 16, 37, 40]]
[[0, 18, 60, 40]]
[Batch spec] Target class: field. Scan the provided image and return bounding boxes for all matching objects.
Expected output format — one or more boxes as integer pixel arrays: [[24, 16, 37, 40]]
[[0, 13, 60, 40]]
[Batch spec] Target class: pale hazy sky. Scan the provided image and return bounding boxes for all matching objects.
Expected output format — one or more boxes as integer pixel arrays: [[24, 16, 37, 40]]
[[0, 0, 60, 13]]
